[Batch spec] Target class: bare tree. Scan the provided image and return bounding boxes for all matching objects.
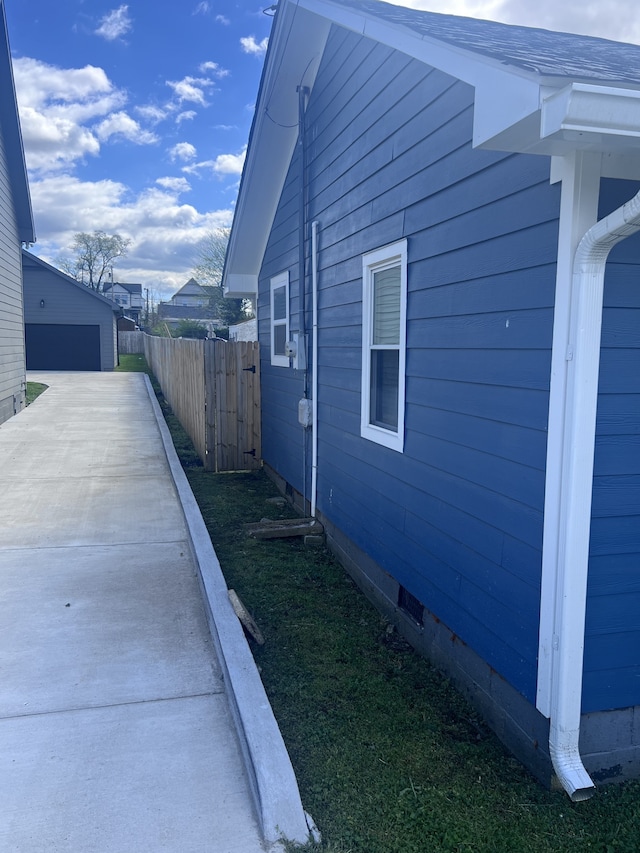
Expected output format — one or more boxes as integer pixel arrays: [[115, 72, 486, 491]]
[[193, 227, 229, 288], [58, 230, 131, 291], [192, 227, 253, 325]]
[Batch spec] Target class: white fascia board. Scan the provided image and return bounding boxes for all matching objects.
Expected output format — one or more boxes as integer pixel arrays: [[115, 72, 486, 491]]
[[222, 4, 330, 294]]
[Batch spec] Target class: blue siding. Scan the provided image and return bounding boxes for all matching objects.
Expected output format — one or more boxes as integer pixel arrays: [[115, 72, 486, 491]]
[[582, 179, 640, 713], [258, 26, 561, 703], [259, 144, 306, 493]]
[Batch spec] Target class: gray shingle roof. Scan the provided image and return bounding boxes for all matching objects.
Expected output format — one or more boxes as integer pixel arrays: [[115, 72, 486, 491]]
[[157, 303, 219, 321], [338, 0, 640, 85]]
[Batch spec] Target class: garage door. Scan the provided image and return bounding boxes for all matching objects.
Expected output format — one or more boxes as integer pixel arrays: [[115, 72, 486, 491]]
[[25, 324, 101, 371]]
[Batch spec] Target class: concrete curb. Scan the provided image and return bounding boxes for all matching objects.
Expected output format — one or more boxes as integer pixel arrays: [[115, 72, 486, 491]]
[[143, 375, 312, 849]]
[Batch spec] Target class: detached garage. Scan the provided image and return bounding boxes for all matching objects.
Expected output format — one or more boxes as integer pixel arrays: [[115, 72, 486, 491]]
[[22, 250, 118, 371]]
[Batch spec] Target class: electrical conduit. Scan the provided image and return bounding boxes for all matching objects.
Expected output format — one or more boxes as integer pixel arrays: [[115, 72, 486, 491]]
[[311, 220, 319, 518]]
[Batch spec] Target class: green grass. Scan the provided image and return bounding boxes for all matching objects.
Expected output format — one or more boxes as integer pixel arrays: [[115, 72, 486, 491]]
[[127, 358, 640, 852], [26, 381, 48, 405], [116, 353, 151, 373], [185, 469, 640, 853]]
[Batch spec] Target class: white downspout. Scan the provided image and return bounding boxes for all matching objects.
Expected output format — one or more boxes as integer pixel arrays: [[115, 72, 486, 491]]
[[310, 220, 319, 518], [548, 187, 640, 802]]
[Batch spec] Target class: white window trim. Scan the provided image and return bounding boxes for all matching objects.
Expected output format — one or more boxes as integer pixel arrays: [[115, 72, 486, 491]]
[[360, 239, 407, 452], [270, 271, 290, 367]]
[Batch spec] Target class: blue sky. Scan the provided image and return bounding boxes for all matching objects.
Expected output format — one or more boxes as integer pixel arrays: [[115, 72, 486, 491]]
[[6, 0, 272, 300], [6, 0, 640, 300]]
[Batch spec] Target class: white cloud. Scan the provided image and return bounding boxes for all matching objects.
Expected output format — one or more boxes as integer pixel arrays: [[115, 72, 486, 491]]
[[135, 104, 169, 123], [156, 176, 192, 194], [216, 15, 230, 25], [166, 75, 215, 105], [240, 35, 269, 57], [199, 61, 230, 78], [13, 57, 130, 174], [193, 1, 210, 13], [94, 111, 158, 145], [29, 174, 233, 298], [176, 110, 197, 124], [169, 142, 197, 162], [18, 107, 100, 172], [14, 58, 116, 108], [212, 149, 246, 175], [95, 5, 133, 41], [183, 147, 246, 177]]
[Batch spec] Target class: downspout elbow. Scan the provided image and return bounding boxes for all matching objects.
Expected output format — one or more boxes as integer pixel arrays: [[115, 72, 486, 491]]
[[549, 724, 595, 802]]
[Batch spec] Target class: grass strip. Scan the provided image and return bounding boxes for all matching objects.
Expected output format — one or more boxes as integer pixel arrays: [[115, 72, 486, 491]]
[[26, 381, 48, 405], [128, 354, 640, 853]]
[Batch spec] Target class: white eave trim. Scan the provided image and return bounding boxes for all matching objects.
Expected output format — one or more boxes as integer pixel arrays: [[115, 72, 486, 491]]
[[486, 82, 640, 155], [224, 0, 640, 293], [223, 273, 259, 300], [542, 82, 640, 142]]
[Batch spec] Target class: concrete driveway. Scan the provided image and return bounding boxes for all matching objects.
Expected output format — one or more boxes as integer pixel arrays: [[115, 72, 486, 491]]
[[0, 371, 311, 852]]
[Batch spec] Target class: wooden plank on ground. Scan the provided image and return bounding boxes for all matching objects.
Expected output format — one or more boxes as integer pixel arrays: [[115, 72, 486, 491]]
[[244, 518, 324, 539]]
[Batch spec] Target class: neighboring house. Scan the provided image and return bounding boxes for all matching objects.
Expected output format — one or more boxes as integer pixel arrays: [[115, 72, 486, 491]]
[[168, 277, 214, 307], [158, 278, 222, 335], [0, 0, 35, 423], [103, 281, 143, 324], [22, 251, 118, 371], [228, 317, 258, 341], [156, 302, 220, 337], [223, 0, 640, 798]]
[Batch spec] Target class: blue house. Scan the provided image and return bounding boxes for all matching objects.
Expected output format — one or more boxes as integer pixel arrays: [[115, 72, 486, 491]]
[[0, 0, 35, 423], [223, 0, 640, 799]]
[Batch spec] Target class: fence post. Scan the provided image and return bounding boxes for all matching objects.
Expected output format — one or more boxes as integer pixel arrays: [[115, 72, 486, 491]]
[[204, 341, 217, 472]]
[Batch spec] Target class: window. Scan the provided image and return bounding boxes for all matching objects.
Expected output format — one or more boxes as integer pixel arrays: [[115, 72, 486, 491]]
[[270, 272, 290, 367], [361, 239, 407, 452]]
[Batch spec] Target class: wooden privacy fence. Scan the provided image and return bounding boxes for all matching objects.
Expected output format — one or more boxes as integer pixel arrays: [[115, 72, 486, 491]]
[[144, 334, 261, 472], [118, 330, 145, 354]]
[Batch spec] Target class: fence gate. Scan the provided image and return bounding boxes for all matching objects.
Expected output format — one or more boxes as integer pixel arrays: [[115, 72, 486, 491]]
[[204, 340, 261, 472]]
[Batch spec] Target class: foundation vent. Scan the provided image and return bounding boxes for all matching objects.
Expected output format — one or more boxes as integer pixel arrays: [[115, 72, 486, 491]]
[[398, 585, 424, 626]]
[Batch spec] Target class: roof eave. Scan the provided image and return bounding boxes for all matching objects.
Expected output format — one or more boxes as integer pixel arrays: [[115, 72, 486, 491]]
[[22, 249, 120, 307], [223, 0, 640, 295], [477, 82, 640, 156], [0, 1, 35, 245], [223, 2, 331, 297]]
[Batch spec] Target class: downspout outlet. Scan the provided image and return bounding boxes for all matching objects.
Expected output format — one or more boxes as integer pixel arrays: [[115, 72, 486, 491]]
[[549, 734, 595, 801]]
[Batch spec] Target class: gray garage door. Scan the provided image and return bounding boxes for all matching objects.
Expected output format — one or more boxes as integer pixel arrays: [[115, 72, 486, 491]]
[[25, 324, 101, 371]]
